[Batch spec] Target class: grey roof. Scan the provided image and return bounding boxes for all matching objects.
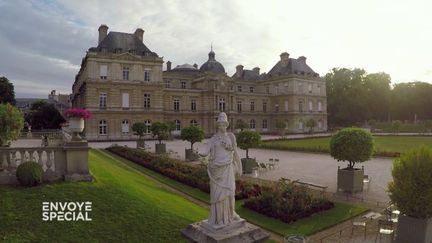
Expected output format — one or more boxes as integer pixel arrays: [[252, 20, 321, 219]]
[[88, 32, 158, 57], [173, 63, 198, 71], [232, 69, 264, 81], [199, 50, 225, 73], [267, 57, 318, 77]]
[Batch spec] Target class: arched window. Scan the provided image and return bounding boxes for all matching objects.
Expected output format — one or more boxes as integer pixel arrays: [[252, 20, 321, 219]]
[[144, 120, 151, 134], [298, 119, 304, 130], [190, 120, 198, 126], [262, 119, 268, 129], [99, 120, 107, 135], [122, 119, 129, 134], [174, 120, 181, 131], [250, 119, 256, 129]]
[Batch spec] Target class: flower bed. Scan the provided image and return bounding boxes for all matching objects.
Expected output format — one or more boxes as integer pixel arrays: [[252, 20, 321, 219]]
[[243, 179, 334, 224]]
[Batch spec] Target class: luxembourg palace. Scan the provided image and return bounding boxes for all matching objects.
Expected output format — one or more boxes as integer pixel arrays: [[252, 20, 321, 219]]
[[71, 25, 327, 141]]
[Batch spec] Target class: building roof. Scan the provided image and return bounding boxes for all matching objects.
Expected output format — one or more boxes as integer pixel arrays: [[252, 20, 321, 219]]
[[88, 32, 158, 57], [232, 69, 264, 81], [173, 63, 198, 71], [199, 50, 225, 73], [267, 57, 317, 77]]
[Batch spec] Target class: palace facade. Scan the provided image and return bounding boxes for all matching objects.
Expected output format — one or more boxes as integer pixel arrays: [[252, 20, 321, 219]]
[[71, 25, 327, 141]]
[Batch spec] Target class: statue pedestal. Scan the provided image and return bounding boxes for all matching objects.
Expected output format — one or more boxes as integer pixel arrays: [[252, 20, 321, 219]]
[[181, 219, 269, 243]]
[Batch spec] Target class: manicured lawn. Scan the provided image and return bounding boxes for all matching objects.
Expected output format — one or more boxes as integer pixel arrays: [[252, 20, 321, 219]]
[[0, 150, 207, 242], [102, 150, 368, 237], [261, 136, 432, 156]]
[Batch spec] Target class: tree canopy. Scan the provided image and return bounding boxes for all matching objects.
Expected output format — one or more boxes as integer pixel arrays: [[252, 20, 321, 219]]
[[0, 77, 16, 105], [0, 103, 24, 146], [150, 121, 169, 144], [180, 125, 204, 150], [25, 101, 65, 130], [236, 130, 261, 159]]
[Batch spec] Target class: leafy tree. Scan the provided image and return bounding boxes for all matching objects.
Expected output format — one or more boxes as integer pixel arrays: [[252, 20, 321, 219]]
[[181, 125, 204, 150], [330, 128, 374, 169], [150, 121, 169, 144], [368, 119, 377, 132], [30, 100, 48, 111], [275, 120, 286, 137], [235, 120, 248, 131], [388, 146, 432, 218], [305, 118, 316, 134], [392, 120, 401, 134], [236, 130, 261, 159], [0, 103, 24, 146], [132, 122, 147, 140], [26, 102, 65, 130], [0, 77, 16, 105]]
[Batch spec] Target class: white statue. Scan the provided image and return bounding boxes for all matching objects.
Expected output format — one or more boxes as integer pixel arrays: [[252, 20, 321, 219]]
[[200, 112, 243, 228]]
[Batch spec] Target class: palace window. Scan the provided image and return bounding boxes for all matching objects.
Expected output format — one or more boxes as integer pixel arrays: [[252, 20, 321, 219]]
[[250, 101, 255, 112], [219, 98, 225, 111], [318, 101, 322, 112], [144, 70, 151, 82], [165, 80, 170, 88], [308, 83, 312, 93], [298, 82, 303, 93], [237, 101, 242, 113], [121, 120, 129, 134], [250, 119, 256, 129], [299, 100, 303, 112], [122, 93, 129, 109], [99, 120, 107, 135], [144, 120, 151, 134], [100, 64, 107, 80], [249, 86, 254, 93], [275, 104, 279, 113], [190, 119, 198, 126], [99, 93, 107, 109], [174, 120, 181, 131], [174, 98, 180, 112], [123, 67, 129, 80], [263, 101, 267, 113], [237, 85, 242, 92], [191, 99, 197, 111], [144, 93, 151, 109], [318, 120, 323, 129], [266, 86, 270, 94], [284, 100, 289, 112], [181, 81, 186, 89], [299, 120, 304, 130], [309, 100, 313, 112], [262, 119, 268, 129]]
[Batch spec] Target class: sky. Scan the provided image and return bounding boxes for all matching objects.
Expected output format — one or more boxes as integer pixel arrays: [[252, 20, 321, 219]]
[[1, 0, 432, 98]]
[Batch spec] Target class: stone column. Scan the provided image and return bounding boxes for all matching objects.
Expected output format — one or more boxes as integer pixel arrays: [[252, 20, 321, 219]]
[[64, 140, 93, 182]]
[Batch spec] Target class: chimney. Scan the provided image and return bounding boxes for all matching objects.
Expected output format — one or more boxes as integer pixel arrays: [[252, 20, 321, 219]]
[[193, 63, 198, 69], [134, 28, 144, 42], [280, 52, 290, 67], [166, 61, 172, 71], [252, 67, 260, 75], [298, 56, 307, 63], [98, 24, 109, 44], [235, 65, 244, 77]]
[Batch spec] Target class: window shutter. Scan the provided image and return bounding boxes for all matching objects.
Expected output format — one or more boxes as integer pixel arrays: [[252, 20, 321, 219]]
[[100, 65, 108, 76], [122, 93, 129, 108]]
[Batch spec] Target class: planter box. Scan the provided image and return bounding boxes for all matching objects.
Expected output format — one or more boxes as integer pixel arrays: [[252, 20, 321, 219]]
[[395, 215, 432, 243], [185, 149, 199, 161], [241, 158, 258, 174], [155, 143, 166, 154], [137, 140, 145, 149], [337, 167, 364, 193]]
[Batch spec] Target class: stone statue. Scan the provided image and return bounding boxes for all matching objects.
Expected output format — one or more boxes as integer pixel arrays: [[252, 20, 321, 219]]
[[181, 112, 269, 242], [200, 112, 242, 228]]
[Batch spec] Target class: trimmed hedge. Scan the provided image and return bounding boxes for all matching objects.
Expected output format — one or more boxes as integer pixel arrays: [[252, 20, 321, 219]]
[[16, 161, 43, 187]]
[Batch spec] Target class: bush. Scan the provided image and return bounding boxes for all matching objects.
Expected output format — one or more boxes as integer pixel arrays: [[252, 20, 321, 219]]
[[16, 161, 43, 187], [0, 103, 24, 147], [388, 146, 432, 219], [330, 128, 374, 169]]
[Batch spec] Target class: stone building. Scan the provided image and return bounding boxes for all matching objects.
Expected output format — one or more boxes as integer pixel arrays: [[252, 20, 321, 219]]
[[71, 25, 327, 141]]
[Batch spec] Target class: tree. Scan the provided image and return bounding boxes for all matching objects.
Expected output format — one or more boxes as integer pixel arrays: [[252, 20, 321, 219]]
[[0, 103, 24, 146], [30, 100, 47, 111], [392, 120, 401, 134], [236, 130, 261, 159], [150, 121, 169, 144], [275, 120, 286, 137], [330, 128, 374, 169], [0, 77, 16, 105], [181, 126, 204, 150], [132, 122, 147, 140], [305, 118, 316, 134], [235, 120, 248, 131], [368, 119, 377, 132], [165, 120, 176, 139], [26, 102, 65, 130]]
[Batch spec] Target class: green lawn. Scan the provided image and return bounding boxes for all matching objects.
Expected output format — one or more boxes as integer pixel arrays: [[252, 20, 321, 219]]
[[102, 150, 368, 237], [0, 149, 207, 242], [261, 135, 432, 156]]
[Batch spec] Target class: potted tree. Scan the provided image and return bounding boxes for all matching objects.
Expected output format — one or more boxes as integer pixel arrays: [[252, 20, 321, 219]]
[[235, 120, 248, 132], [330, 127, 373, 193], [275, 120, 286, 138], [132, 122, 147, 149], [306, 118, 316, 134], [236, 130, 261, 174], [389, 146, 432, 243], [181, 125, 204, 161], [150, 121, 169, 154], [0, 103, 24, 147], [65, 108, 92, 140]]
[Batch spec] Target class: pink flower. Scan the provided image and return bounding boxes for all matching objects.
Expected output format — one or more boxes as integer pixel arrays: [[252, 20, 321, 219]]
[[65, 108, 92, 120]]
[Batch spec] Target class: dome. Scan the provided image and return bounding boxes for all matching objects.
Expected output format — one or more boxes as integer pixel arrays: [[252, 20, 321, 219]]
[[199, 50, 225, 73]]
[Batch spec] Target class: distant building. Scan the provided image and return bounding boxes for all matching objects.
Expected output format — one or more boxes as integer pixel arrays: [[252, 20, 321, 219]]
[[16, 98, 47, 113], [48, 90, 71, 115], [71, 25, 327, 141]]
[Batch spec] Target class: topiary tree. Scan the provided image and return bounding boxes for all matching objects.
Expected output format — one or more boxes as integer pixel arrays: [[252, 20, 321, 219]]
[[166, 120, 176, 139], [388, 146, 432, 219], [132, 122, 147, 140], [235, 120, 248, 132], [0, 103, 24, 147], [150, 121, 169, 144], [306, 118, 317, 134], [330, 127, 374, 169], [16, 161, 43, 187], [236, 130, 261, 159], [181, 125, 204, 150], [275, 120, 286, 137], [392, 120, 401, 134]]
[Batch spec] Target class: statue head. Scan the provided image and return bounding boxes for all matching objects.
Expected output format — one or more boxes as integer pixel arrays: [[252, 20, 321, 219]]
[[216, 112, 229, 133]]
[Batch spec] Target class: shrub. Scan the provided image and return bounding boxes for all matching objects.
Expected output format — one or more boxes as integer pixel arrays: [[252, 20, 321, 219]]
[[132, 122, 147, 140], [181, 126, 204, 150], [388, 146, 432, 219], [150, 122, 170, 144], [330, 128, 374, 169], [16, 161, 43, 187], [236, 130, 261, 159], [0, 103, 24, 147], [306, 118, 317, 134]]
